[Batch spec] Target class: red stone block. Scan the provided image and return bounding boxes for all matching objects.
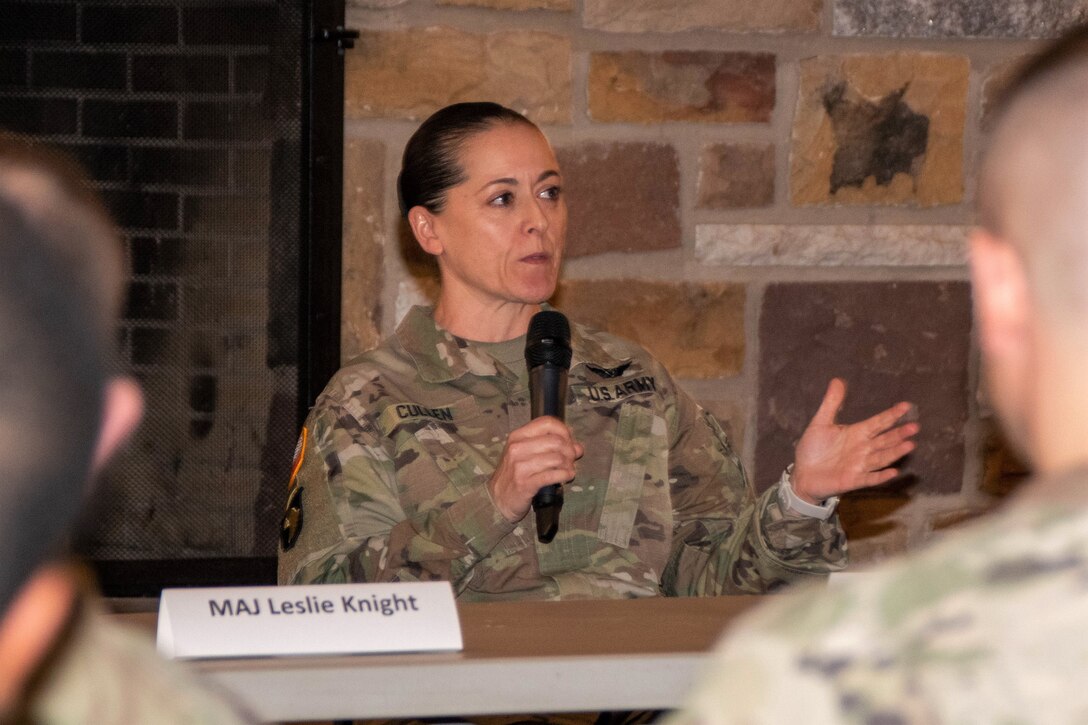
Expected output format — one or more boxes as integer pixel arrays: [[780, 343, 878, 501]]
[[755, 282, 972, 495], [557, 142, 680, 257]]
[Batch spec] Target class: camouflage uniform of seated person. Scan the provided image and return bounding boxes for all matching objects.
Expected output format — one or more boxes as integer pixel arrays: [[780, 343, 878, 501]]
[[278, 102, 919, 601]]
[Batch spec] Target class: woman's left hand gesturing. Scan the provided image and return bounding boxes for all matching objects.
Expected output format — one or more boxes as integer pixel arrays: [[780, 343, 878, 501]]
[[791, 378, 919, 505]]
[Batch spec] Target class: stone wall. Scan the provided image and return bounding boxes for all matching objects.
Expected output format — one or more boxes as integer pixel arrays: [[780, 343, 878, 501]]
[[339, 0, 1082, 566]]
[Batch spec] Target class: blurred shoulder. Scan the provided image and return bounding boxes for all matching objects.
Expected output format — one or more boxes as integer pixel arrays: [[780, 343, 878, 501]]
[[33, 602, 253, 723], [676, 499, 1088, 723]]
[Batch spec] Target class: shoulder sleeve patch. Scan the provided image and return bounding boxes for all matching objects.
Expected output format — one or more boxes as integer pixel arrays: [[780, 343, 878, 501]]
[[280, 427, 308, 551]]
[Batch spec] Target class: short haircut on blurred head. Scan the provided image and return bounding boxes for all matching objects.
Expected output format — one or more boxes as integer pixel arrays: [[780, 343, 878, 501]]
[[977, 25, 1088, 326], [0, 137, 124, 614]]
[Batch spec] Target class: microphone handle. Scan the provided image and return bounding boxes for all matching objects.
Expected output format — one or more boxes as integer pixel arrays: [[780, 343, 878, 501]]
[[533, 485, 561, 544], [529, 363, 567, 544]]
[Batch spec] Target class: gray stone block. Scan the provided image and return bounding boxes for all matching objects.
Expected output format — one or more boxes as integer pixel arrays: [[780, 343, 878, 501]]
[[834, 0, 1088, 38]]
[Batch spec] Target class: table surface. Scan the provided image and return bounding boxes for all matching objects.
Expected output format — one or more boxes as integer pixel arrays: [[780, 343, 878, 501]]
[[120, 596, 761, 722]]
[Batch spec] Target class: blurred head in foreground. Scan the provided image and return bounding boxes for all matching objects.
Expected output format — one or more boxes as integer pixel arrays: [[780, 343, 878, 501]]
[[0, 138, 143, 711], [973, 25, 1088, 471]]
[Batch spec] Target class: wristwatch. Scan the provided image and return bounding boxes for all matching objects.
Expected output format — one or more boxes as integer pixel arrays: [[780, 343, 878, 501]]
[[778, 464, 839, 520]]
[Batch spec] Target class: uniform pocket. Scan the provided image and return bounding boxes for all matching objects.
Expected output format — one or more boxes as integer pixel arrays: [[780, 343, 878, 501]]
[[377, 397, 490, 502]]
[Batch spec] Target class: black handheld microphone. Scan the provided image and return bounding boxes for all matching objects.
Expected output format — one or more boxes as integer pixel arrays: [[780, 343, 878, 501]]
[[525, 310, 572, 544]]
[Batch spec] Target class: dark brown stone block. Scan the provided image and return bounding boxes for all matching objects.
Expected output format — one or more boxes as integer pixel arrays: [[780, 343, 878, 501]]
[[557, 142, 680, 257], [755, 282, 972, 495], [697, 143, 775, 209]]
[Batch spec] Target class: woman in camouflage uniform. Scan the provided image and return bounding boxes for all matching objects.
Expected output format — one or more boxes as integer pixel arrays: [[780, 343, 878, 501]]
[[279, 102, 918, 601]]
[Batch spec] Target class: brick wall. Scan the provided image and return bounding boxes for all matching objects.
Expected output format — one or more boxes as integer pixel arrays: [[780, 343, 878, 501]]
[[338, 0, 1072, 565], [0, 2, 300, 561]]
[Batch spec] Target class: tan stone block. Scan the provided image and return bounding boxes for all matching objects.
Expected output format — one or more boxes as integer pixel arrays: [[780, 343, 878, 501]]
[[557, 142, 681, 256], [583, 0, 822, 33], [553, 279, 745, 379], [791, 53, 969, 207], [697, 143, 775, 208], [589, 52, 774, 124], [345, 28, 571, 123], [342, 138, 385, 362], [438, 0, 572, 10]]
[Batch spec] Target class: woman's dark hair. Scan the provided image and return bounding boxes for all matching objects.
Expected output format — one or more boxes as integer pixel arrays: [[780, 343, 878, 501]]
[[397, 102, 535, 218]]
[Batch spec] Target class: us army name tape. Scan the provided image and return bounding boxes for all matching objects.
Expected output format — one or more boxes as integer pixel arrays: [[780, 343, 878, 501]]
[[157, 581, 462, 659]]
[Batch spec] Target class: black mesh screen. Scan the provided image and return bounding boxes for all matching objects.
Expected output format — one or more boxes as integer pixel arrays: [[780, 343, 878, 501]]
[[0, 1, 303, 576]]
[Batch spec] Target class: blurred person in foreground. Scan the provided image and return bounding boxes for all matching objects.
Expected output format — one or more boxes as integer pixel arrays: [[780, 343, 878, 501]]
[[669, 25, 1088, 724], [0, 140, 250, 723]]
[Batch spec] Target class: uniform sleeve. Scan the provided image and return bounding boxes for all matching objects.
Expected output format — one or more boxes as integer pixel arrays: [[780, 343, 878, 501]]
[[661, 383, 847, 596], [277, 398, 517, 593]]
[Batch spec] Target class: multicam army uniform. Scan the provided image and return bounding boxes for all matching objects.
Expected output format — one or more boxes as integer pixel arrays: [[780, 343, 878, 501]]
[[23, 595, 251, 724], [669, 469, 1088, 724], [279, 306, 846, 600]]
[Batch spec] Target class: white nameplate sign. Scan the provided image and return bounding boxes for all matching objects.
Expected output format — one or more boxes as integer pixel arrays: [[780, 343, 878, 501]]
[[157, 582, 462, 659]]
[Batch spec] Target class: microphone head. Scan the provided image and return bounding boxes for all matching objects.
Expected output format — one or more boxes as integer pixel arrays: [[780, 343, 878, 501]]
[[525, 310, 572, 369]]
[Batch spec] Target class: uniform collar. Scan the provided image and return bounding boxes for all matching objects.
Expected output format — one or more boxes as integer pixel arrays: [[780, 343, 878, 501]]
[[396, 304, 631, 384], [396, 306, 506, 384]]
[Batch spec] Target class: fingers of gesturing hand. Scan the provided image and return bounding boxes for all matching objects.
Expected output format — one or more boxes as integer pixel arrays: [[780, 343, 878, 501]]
[[850, 416, 917, 475], [863, 438, 916, 472], [862, 467, 901, 488], [862, 401, 918, 438], [811, 378, 847, 426], [796, 390, 920, 500], [860, 409, 918, 464]]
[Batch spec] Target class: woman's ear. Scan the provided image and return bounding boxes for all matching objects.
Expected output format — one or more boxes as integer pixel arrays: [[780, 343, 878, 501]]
[[408, 206, 443, 256]]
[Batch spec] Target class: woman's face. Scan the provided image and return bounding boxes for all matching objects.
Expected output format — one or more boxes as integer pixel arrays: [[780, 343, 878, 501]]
[[417, 122, 567, 311]]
